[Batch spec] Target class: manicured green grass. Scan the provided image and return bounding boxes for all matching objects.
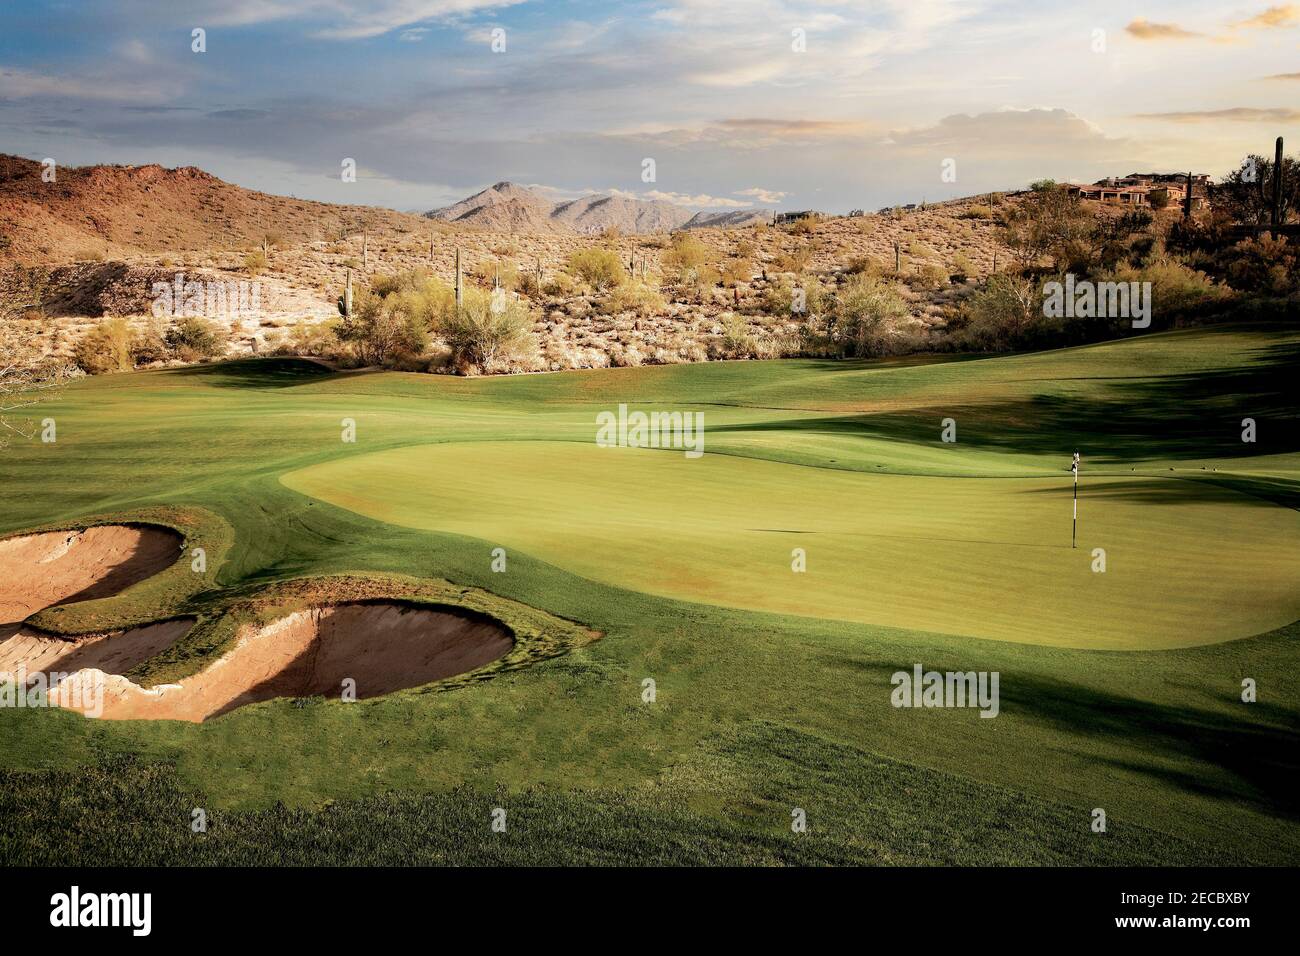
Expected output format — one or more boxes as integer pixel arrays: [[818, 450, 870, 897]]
[[284, 440, 1300, 649], [1, 322, 1297, 865]]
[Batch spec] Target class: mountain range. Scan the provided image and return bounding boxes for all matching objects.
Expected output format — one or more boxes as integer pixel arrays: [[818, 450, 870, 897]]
[[0, 155, 774, 265], [428, 181, 772, 234]]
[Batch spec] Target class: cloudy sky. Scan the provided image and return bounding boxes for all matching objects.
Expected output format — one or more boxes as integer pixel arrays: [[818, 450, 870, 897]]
[[2, 1, 1298, 212]]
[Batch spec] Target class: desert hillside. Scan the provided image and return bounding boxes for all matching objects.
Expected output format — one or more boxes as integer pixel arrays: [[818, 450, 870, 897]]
[[0, 154, 429, 265], [12, 155, 1220, 379]]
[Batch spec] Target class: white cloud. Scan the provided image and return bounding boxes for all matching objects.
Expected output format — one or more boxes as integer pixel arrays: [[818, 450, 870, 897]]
[[637, 189, 750, 208], [735, 186, 788, 203]]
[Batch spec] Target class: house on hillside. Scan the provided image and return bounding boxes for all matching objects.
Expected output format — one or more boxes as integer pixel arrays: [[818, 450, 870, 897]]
[[1066, 173, 1210, 210]]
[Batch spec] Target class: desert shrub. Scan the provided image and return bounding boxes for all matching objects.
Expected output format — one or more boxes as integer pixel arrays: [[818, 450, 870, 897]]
[[516, 268, 545, 297], [566, 248, 626, 292], [243, 249, 269, 275], [74, 249, 106, 262], [600, 281, 666, 317], [164, 317, 227, 361], [950, 253, 977, 279], [1107, 260, 1232, 318], [720, 257, 753, 286], [472, 259, 520, 291], [130, 320, 169, 365], [663, 235, 720, 296], [661, 234, 714, 284], [789, 215, 821, 235], [713, 313, 759, 359], [960, 205, 994, 220], [72, 318, 134, 374], [1002, 185, 1095, 271], [829, 275, 909, 357], [608, 342, 645, 367], [336, 275, 447, 365], [909, 262, 949, 290], [763, 274, 827, 317], [543, 272, 578, 298], [773, 245, 812, 274], [437, 288, 537, 374], [282, 320, 341, 357], [844, 255, 886, 277], [1222, 235, 1298, 294], [951, 274, 1040, 351]]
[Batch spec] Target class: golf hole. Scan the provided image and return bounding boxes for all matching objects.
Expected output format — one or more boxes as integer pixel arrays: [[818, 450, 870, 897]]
[[0, 525, 184, 626], [49, 601, 515, 722]]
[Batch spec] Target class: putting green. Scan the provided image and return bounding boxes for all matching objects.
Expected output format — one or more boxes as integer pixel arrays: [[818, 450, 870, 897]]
[[283, 440, 1300, 649]]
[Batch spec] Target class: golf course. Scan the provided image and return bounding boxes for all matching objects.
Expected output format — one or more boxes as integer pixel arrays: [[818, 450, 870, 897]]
[[2, 321, 1298, 865]]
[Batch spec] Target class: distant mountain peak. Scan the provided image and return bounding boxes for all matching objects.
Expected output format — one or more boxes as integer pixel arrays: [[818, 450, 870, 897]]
[[429, 181, 771, 234]]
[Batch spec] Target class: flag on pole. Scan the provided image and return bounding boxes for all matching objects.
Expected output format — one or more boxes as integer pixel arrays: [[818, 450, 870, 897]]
[[1071, 452, 1080, 548]]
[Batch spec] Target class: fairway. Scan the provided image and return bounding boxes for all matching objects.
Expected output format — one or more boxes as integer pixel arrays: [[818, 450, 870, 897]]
[[284, 440, 1300, 649]]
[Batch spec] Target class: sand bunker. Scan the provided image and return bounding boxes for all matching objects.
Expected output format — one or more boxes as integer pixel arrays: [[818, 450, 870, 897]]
[[48, 601, 514, 722], [0, 617, 195, 681], [0, 525, 183, 625]]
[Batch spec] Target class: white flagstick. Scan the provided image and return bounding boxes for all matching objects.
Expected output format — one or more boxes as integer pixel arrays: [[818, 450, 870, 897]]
[[1071, 452, 1080, 549]]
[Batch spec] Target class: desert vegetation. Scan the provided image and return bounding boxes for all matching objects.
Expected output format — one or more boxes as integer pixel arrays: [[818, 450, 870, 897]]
[[6, 152, 1298, 379]]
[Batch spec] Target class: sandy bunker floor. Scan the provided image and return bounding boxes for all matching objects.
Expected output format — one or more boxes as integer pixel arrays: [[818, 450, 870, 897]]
[[0, 525, 183, 625], [0, 617, 195, 680], [48, 601, 515, 722]]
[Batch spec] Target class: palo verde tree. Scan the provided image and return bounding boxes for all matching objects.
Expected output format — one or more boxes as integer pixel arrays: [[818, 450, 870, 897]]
[[1218, 152, 1300, 228]]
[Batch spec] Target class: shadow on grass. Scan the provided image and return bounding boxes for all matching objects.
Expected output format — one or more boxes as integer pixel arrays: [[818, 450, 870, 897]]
[[709, 338, 1300, 468], [999, 672, 1300, 821], [163, 358, 336, 390]]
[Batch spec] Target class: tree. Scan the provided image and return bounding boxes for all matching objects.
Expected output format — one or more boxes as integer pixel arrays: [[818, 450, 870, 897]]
[[72, 318, 134, 374], [164, 317, 227, 361], [956, 274, 1041, 351], [1002, 185, 1095, 271], [829, 275, 908, 357], [1218, 153, 1300, 228], [335, 273, 445, 365], [437, 288, 535, 373], [565, 249, 625, 292]]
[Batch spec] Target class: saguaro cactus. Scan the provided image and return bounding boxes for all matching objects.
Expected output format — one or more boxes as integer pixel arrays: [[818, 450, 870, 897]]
[[455, 247, 463, 309], [337, 269, 353, 318], [1272, 136, 1285, 233]]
